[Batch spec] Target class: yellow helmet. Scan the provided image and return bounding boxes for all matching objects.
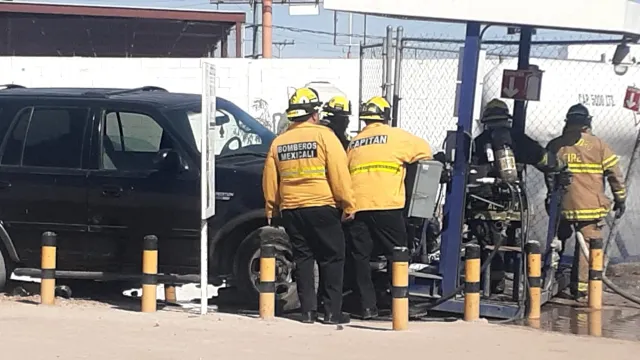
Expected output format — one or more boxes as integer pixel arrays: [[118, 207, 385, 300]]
[[359, 96, 391, 122], [322, 95, 352, 117], [286, 87, 322, 121]]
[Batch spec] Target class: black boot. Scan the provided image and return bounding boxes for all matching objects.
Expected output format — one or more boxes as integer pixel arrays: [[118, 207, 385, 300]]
[[323, 312, 351, 325], [357, 307, 379, 320], [301, 311, 318, 324]]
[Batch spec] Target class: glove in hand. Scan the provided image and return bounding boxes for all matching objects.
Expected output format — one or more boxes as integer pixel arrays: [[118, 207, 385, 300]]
[[556, 169, 572, 188], [614, 201, 626, 219]]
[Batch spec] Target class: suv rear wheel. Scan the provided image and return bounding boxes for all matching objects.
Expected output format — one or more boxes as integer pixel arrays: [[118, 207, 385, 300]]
[[233, 227, 318, 312]]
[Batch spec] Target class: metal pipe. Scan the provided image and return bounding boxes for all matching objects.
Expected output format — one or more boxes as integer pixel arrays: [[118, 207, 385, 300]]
[[262, 0, 273, 58], [363, 14, 368, 45], [392, 26, 404, 127], [381, 37, 388, 97], [385, 26, 394, 104], [513, 26, 532, 135], [361, 42, 384, 49], [358, 42, 364, 131]]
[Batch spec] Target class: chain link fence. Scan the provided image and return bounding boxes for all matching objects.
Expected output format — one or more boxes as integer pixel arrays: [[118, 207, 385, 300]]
[[358, 25, 640, 264]]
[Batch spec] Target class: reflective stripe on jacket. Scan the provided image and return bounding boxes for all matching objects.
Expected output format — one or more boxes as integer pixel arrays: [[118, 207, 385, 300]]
[[262, 122, 355, 218], [347, 123, 433, 211], [547, 130, 625, 221]]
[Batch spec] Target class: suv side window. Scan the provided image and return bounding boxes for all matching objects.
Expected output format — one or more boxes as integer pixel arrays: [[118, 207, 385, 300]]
[[1, 107, 89, 168], [102, 110, 168, 171]]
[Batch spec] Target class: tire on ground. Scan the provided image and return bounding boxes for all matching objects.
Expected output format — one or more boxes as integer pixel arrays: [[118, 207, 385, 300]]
[[0, 247, 8, 293], [233, 226, 318, 312]]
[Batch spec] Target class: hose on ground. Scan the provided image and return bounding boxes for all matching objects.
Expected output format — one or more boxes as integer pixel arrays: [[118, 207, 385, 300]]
[[575, 231, 640, 306]]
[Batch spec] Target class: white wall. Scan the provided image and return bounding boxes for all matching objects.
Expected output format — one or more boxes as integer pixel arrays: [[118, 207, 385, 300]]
[[0, 57, 361, 135]]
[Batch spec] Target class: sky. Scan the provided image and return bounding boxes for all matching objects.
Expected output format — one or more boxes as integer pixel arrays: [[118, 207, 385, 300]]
[[17, 0, 612, 58]]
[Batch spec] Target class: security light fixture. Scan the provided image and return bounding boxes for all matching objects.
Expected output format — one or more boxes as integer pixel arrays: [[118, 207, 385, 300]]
[[612, 40, 630, 66]]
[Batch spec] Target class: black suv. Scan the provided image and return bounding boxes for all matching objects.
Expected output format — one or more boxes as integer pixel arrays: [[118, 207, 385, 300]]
[[0, 85, 300, 308]]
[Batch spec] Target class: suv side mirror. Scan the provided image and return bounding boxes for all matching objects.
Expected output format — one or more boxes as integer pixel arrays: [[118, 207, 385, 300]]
[[216, 113, 230, 126], [154, 149, 188, 173]]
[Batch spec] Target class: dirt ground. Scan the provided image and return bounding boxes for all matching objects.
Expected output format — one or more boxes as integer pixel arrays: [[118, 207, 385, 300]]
[[1, 297, 639, 360]]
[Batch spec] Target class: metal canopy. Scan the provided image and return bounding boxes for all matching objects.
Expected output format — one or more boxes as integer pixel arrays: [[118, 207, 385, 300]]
[[0, 2, 247, 57], [324, 0, 640, 36]]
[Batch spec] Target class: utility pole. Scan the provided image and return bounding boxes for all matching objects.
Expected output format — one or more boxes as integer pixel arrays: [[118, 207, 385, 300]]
[[251, 0, 259, 58], [262, 0, 273, 58], [273, 40, 294, 58]]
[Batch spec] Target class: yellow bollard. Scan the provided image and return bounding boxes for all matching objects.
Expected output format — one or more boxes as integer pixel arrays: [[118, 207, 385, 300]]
[[588, 238, 603, 310], [526, 240, 542, 320], [40, 231, 57, 306], [528, 318, 541, 329], [164, 284, 177, 305], [259, 244, 276, 319], [141, 235, 158, 313], [464, 243, 481, 321], [588, 310, 602, 337], [391, 246, 410, 331]]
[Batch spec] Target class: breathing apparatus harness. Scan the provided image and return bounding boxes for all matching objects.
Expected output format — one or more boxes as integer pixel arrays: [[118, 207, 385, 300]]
[[414, 100, 530, 322]]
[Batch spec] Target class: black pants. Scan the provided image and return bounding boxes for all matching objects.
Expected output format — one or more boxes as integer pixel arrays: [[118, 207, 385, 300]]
[[281, 206, 346, 315], [347, 209, 407, 310]]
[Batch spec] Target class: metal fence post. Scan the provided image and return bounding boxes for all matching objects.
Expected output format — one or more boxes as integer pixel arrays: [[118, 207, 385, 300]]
[[381, 37, 388, 98], [358, 42, 364, 111], [384, 25, 394, 105], [392, 26, 404, 128]]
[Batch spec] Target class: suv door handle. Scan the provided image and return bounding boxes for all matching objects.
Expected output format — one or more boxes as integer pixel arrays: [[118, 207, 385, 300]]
[[0, 181, 11, 190], [101, 185, 123, 198]]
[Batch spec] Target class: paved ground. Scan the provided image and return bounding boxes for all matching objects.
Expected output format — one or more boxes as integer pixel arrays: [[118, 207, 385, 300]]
[[1, 298, 639, 360]]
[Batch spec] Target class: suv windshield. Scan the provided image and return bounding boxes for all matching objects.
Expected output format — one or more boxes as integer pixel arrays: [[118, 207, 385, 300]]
[[165, 97, 275, 157]]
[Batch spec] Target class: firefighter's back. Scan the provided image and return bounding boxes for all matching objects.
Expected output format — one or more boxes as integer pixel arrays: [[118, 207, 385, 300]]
[[348, 123, 430, 211], [271, 122, 336, 210]]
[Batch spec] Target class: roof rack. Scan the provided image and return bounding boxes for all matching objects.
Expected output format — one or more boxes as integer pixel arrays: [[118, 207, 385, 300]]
[[0, 84, 26, 90], [83, 86, 168, 97]]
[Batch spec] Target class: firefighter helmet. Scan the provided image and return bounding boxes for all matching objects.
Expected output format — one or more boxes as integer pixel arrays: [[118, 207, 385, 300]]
[[565, 103, 592, 126], [360, 96, 391, 122], [481, 98, 513, 128], [322, 96, 352, 117], [286, 87, 322, 121]]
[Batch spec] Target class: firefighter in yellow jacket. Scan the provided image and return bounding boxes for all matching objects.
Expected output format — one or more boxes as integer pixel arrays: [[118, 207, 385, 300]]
[[262, 87, 355, 325], [546, 103, 626, 300], [346, 96, 433, 319]]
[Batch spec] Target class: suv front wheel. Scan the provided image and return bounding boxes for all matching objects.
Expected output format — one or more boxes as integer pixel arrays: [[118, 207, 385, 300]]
[[0, 248, 8, 293], [233, 226, 318, 312]]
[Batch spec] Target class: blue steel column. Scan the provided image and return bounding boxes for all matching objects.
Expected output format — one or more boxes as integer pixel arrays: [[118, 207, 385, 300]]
[[439, 22, 481, 295], [512, 26, 532, 134]]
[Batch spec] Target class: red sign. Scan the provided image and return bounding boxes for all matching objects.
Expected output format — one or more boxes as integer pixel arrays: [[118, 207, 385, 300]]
[[500, 69, 543, 101], [623, 86, 640, 112]]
